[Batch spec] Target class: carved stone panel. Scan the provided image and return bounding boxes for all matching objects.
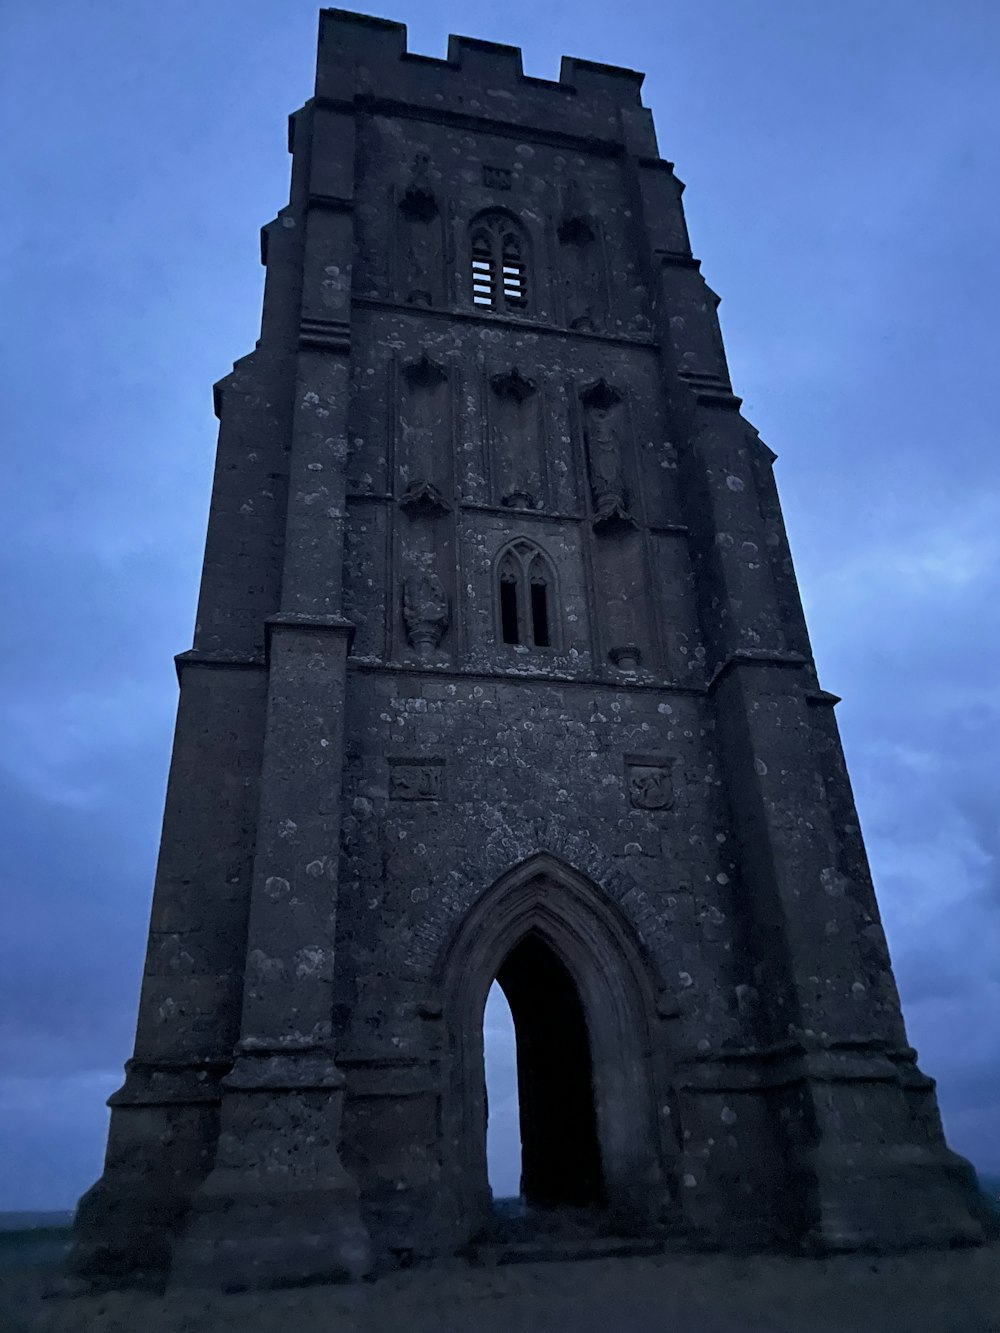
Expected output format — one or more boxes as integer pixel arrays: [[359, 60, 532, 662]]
[[625, 757, 675, 811], [388, 758, 444, 802]]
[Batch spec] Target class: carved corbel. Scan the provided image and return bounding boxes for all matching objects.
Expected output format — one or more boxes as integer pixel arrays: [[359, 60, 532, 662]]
[[399, 479, 451, 520], [609, 644, 642, 673], [402, 570, 449, 658], [490, 366, 537, 404], [500, 490, 537, 510], [401, 350, 448, 391]]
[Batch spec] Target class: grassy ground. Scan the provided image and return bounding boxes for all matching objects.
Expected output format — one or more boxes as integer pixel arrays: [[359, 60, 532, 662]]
[[2, 1190, 998, 1332], [0, 1227, 71, 1333], [1, 1236, 997, 1333]]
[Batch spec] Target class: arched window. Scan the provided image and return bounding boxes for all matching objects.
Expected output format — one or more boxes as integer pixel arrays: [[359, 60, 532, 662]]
[[496, 540, 554, 648], [470, 213, 528, 313]]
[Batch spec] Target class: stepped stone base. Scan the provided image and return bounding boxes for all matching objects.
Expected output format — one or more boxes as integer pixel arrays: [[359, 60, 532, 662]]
[[465, 1198, 680, 1267]]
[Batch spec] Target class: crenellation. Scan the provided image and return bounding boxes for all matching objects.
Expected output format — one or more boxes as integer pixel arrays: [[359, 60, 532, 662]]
[[314, 10, 663, 150], [445, 34, 525, 81], [559, 55, 645, 102], [318, 7, 407, 69]]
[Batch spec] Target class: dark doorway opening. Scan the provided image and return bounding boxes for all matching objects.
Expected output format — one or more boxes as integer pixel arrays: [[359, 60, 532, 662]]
[[494, 931, 605, 1208]]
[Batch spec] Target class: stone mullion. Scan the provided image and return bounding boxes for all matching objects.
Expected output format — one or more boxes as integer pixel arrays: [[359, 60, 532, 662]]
[[517, 557, 532, 647]]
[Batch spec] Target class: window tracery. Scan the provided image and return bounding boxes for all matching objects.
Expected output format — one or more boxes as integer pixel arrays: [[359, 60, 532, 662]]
[[470, 212, 529, 313], [496, 540, 555, 648]]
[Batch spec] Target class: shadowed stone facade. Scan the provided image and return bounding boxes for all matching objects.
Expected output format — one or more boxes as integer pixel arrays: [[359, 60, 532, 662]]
[[71, 7, 989, 1290]]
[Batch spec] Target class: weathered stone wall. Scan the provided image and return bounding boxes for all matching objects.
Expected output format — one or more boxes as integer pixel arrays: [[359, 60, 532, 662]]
[[342, 311, 703, 678], [333, 671, 749, 1249], [336, 676, 739, 1030]]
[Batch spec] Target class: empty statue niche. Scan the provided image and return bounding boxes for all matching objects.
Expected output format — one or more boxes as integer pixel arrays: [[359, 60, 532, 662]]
[[496, 539, 556, 650], [592, 519, 649, 674], [487, 932, 606, 1223], [398, 352, 451, 519], [490, 367, 544, 510], [397, 153, 443, 307], [558, 179, 606, 332]]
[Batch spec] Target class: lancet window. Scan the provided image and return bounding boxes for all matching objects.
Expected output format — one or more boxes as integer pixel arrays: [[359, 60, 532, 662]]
[[496, 540, 555, 648]]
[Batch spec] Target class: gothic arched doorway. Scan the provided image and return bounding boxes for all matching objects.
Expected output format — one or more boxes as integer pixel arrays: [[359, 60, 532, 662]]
[[437, 854, 673, 1246]]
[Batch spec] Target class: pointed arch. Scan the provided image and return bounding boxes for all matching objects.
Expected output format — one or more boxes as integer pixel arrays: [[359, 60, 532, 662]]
[[493, 539, 557, 649], [435, 853, 674, 1242], [469, 209, 530, 313]]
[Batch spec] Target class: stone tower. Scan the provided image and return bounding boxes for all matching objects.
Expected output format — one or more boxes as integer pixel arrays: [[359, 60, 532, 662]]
[[72, 8, 987, 1290]]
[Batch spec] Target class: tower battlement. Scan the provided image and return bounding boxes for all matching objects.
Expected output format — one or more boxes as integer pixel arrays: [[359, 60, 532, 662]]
[[316, 8, 655, 151]]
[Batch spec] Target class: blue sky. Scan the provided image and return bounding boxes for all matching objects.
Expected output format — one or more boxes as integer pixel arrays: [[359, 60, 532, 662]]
[[1, 0, 998, 1210]]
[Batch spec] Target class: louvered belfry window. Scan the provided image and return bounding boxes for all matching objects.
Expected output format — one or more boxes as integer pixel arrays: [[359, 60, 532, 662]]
[[470, 213, 528, 313]]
